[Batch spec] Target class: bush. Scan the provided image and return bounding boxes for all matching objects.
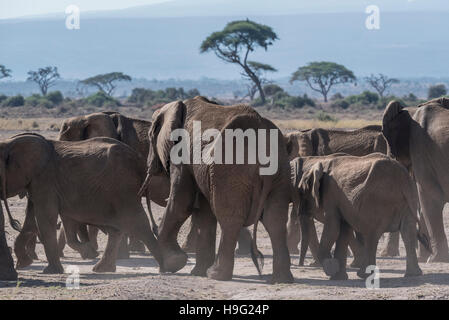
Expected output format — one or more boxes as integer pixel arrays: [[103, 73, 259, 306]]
[[46, 91, 64, 105], [0, 94, 7, 104], [331, 99, 350, 109], [316, 111, 337, 122], [345, 91, 379, 106], [330, 93, 344, 101], [25, 94, 56, 109], [2, 95, 24, 107], [428, 84, 447, 99], [128, 87, 201, 106], [84, 91, 120, 108]]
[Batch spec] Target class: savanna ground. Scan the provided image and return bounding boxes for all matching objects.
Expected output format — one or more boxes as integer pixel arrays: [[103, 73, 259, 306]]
[[1, 107, 449, 300]]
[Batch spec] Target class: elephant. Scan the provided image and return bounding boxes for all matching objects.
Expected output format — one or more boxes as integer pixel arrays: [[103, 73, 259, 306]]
[[284, 125, 393, 255], [14, 112, 171, 266], [290, 154, 364, 268], [139, 96, 294, 283], [382, 98, 449, 262], [284, 125, 387, 161], [6, 133, 162, 273], [294, 153, 430, 280]]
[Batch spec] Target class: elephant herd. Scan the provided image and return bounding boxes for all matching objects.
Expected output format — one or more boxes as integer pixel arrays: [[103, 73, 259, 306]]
[[0, 95, 448, 285]]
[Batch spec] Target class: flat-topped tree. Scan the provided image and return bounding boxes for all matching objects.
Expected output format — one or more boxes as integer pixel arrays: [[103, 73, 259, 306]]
[[0, 65, 11, 80], [27, 66, 60, 96], [290, 62, 356, 102], [200, 19, 278, 103], [81, 72, 132, 96], [365, 74, 399, 98]]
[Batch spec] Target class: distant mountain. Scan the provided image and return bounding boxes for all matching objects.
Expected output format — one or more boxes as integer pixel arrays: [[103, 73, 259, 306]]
[[1, 11, 448, 81]]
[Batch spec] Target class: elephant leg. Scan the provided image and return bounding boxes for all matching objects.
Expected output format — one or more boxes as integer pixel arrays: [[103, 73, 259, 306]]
[[181, 216, 198, 253], [120, 203, 163, 267], [261, 190, 293, 284], [14, 200, 38, 269], [206, 223, 242, 281], [93, 229, 122, 273], [357, 234, 379, 279], [348, 232, 364, 268], [0, 205, 17, 281], [128, 236, 146, 253], [117, 236, 130, 259], [191, 195, 217, 277], [417, 186, 449, 262], [87, 226, 100, 251], [57, 226, 66, 258], [158, 166, 195, 273], [400, 214, 422, 277], [26, 234, 39, 260], [287, 207, 300, 254], [235, 227, 252, 255], [380, 232, 400, 257], [62, 217, 98, 260], [318, 210, 340, 278], [34, 202, 64, 274], [330, 221, 352, 280], [417, 214, 432, 262], [301, 220, 320, 267]]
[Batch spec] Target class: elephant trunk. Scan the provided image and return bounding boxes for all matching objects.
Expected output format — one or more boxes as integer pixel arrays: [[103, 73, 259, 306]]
[[299, 215, 311, 266], [138, 171, 152, 197], [0, 159, 21, 232]]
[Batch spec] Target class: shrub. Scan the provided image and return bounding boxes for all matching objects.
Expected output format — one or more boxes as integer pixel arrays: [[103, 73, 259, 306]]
[[128, 87, 201, 106], [0, 94, 7, 104], [428, 84, 447, 99], [316, 111, 337, 122], [46, 91, 63, 105], [2, 95, 24, 107], [25, 94, 56, 108], [84, 91, 120, 108]]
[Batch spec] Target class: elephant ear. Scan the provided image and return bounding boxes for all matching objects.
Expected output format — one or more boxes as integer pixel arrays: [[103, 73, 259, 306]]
[[150, 100, 186, 173], [299, 162, 324, 208], [382, 100, 410, 161], [84, 113, 119, 140], [284, 134, 295, 160]]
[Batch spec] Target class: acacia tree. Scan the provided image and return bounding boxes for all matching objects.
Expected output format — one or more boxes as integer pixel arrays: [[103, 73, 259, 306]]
[[290, 62, 356, 102], [200, 19, 278, 103], [27, 66, 60, 95], [81, 72, 131, 96], [0, 65, 11, 80], [365, 73, 399, 98]]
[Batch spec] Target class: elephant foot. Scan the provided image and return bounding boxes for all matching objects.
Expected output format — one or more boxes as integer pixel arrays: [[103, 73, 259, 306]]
[[323, 258, 339, 277], [270, 270, 294, 284], [404, 267, 422, 277], [43, 264, 64, 274], [93, 260, 116, 273], [80, 246, 99, 260], [356, 267, 372, 279], [128, 240, 146, 253], [350, 258, 364, 268], [206, 265, 232, 281], [181, 240, 196, 254], [330, 271, 348, 281], [161, 251, 188, 273], [58, 250, 65, 258], [0, 270, 18, 281], [190, 265, 208, 277], [381, 247, 400, 257], [16, 255, 34, 270], [427, 252, 449, 263]]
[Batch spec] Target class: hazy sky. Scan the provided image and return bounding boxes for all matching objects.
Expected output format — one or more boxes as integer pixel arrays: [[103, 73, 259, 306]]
[[0, 0, 171, 19]]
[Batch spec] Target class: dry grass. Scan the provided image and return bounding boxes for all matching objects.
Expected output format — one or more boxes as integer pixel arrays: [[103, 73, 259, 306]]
[[0, 118, 61, 131], [274, 118, 381, 131]]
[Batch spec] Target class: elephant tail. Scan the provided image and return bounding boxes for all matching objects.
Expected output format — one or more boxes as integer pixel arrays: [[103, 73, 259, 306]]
[[0, 163, 21, 232], [250, 177, 273, 277], [144, 194, 159, 238]]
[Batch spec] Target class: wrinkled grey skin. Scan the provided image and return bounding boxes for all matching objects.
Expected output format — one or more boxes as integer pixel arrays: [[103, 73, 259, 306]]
[[285, 126, 394, 256], [285, 125, 387, 161], [383, 98, 449, 262], [290, 154, 364, 268], [8, 134, 162, 273], [0, 204, 17, 281], [140, 97, 293, 283], [294, 153, 429, 280]]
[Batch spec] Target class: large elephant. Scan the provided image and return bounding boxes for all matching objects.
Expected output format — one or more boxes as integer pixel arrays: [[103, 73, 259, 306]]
[[139, 97, 293, 283], [382, 98, 449, 262], [6, 133, 162, 273], [285, 125, 391, 255], [294, 153, 429, 280]]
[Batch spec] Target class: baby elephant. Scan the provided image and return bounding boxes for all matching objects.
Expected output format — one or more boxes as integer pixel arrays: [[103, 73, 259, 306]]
[[3, 133, 162, 273], [296, 153, 430, 280]]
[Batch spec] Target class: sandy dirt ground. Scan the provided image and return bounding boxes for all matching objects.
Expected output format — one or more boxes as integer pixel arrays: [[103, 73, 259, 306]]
[[1, 129, 449, 300]]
